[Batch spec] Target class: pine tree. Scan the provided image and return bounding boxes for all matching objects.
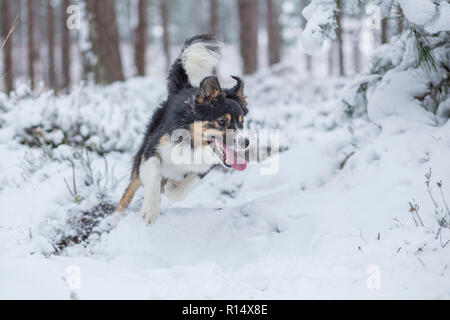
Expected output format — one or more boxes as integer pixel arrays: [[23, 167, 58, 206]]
[[335, 0, 344, 76], [27, 0, 36, 90], [302, 0, 449, 120], [134, 0, 148, 76], [300, 0, 312, 74], [47, 0, 57, 91], [1, 0, 15, 94], [266, 0, 281, 66], [61, 0, 71, 90], [86, 0, 125, 84], [238, 0, 259, 75], [210, 0, 219, 37], [380, 18, 389, 44], [160, 0, 171, 71]]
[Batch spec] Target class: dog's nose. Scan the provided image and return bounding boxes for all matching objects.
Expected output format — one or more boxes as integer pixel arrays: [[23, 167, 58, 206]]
[[244, 138, 250, 149]]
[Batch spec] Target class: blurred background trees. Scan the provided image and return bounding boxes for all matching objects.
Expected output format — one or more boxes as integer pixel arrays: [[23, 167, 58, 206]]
[[1, 0, 14, 93], [0, 0, 314, 92], [238, 0, 259, 74], [0, 0, 447, 113]]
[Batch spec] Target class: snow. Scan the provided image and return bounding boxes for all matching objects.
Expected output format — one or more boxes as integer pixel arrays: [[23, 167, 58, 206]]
[[397, 0, 450, 33], [425, 1, 450, 33], [1, 50, 450, 300], [367, 69, 438, 125], [0, 78, 165, 153], [300, 0, 337, 54], [398, 0, 437, 26]]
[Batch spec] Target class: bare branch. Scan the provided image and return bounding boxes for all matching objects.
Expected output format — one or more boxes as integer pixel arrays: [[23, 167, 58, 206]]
[[0, 15, 19, 51]]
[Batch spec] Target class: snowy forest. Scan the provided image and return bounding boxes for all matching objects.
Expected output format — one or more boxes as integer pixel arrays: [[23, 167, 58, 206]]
[[0, 0, 449, 300]]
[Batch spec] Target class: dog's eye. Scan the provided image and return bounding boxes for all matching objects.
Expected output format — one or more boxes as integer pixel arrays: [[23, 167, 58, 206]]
[[217, 119, 227, 127]]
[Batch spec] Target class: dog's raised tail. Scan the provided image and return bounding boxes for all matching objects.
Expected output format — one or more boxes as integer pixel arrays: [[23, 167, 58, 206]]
[[168, 35, 221, 94]]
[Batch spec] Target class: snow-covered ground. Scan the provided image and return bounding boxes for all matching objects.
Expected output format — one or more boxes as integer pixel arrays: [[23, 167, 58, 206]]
[[1, 58, 449, 299]]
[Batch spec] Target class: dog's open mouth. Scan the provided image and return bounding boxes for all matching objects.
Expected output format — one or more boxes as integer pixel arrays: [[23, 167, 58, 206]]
[[210, 137, 247, 171]]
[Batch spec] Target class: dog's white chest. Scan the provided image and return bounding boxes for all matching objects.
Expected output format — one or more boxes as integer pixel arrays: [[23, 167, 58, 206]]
[[157, 140, 217, 181]]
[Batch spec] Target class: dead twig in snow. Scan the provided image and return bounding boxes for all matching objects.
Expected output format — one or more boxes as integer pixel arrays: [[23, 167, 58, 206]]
[[437, 181, 450, 218], [409, 201, 424, 227], [392, 218, 405, 228], [425, 169, 439, 209], [64, 162, 83, 204], [436, 227, 450, 248], [416, 256, 426, 268]]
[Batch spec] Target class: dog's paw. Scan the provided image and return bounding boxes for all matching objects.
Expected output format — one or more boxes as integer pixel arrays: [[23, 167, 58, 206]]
[[141, 201, 159, 226], [164, 181, 183, 202], [98, 211, 122, 230], [165, 174, 200, 203]]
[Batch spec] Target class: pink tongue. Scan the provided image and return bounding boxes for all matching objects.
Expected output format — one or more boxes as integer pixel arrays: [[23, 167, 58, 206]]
[[217, 140, 247, 171]]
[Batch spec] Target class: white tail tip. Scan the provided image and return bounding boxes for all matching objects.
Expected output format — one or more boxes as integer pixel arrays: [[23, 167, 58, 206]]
[[181, 39, 221, 87]]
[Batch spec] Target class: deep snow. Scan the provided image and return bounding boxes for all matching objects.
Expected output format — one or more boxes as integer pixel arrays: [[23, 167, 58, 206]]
[[1, 61, 449, 299]]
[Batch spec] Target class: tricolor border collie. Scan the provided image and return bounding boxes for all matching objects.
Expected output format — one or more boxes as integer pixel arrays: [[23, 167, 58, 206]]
[[116, 35, 250, 225]]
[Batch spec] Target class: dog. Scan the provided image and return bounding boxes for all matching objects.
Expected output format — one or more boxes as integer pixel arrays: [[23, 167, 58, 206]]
[[116, 35, 250, 225]]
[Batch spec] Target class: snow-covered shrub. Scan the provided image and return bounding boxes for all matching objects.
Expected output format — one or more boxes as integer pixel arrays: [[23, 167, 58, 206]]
[[5, 143, 123, 255], [0, 78, 165, 154], [301, 0, 450, 124], [18, 144, 59, 181], [36, 148, 120, 255], [409, 169, 450, 249]]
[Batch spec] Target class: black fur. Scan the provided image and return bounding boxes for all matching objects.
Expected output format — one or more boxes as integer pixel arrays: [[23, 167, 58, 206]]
[[132, 35, 248, 178]]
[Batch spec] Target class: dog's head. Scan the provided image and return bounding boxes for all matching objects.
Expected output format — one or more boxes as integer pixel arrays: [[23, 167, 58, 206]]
[[189, 76, 249, 171]]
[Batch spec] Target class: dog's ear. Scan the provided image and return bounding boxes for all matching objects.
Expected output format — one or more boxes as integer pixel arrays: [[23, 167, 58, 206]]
[[195, 76, 222, 105], [230, 76, 248, 115]]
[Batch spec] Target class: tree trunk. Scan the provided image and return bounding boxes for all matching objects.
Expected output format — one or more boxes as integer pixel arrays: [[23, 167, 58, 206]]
[[1, 0, 14, 93], [336, 0, 345, 77], [238, 0, 258, 75], [61, 0, 71, 89], [209, 0, 218, 37], [47, 0, 57, 90], [266, 0, 281, 66], [134, 0, 148, 76], [380, 18, 389, 44], [300, 0, 312, 74], [328, 44, 334, 76], [352, 29, 360, 74], [160, 0, 171, 71], [86, 0, 125, 84], [27, 0, 36, 89]]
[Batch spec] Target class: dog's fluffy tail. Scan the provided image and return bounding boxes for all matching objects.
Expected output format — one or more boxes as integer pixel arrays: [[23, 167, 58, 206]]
[[167, 35, 221, 94]]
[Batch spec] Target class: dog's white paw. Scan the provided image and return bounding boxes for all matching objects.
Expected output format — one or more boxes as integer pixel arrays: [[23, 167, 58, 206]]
[[99, 211, 122, 230], [139, 156, 161, 226], [141, 200, 159, 226], [164, 174, 200, 203], [164, 181, 184, 202]]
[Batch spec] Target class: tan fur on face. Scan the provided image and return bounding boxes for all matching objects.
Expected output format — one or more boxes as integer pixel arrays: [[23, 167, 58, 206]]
[[213, 114, 231, 129], [189, 121, 223, 147]]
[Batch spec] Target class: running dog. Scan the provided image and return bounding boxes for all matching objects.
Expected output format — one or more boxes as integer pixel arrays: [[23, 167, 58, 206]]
[[116, 35, 249, 225]]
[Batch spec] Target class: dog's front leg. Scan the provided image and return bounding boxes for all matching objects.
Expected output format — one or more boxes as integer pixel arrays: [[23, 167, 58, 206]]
[[140, 157, 162, 225], [164, 173, 200, 202]]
